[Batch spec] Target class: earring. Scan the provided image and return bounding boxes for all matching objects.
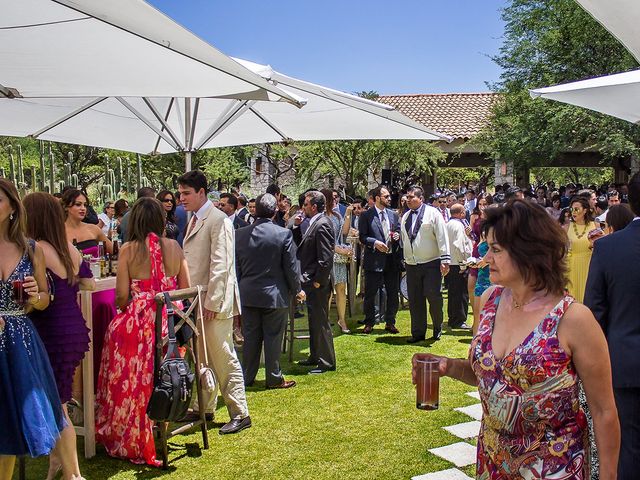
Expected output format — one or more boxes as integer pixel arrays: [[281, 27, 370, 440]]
[[9, 213, 13, 221]]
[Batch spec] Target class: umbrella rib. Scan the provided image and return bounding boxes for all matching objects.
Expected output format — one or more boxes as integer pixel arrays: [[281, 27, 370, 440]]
[[152, 98, 175, 154], [188, 98, 200, 151], [142, 98, 182, 150], [247, 106, 290, 141], [116, 97, 183, 151], [194, 100, 255, 150], [29, 97, 107, 138]]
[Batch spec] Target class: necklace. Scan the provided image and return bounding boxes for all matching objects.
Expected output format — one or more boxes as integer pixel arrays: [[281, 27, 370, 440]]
[[572, 221, 589, 239], [511, 292, 545, 309]]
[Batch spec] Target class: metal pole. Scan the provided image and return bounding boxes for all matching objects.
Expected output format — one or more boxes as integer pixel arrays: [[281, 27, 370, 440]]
[[17, 145, 24, 187], [8, 146, 16, 185], [48, 144, 55, 194], [39, 141, 46, 191], [185, 97, 192, 173]]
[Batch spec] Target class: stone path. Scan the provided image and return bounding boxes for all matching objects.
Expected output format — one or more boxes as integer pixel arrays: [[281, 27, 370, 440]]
[[411, 390, 482, 480]]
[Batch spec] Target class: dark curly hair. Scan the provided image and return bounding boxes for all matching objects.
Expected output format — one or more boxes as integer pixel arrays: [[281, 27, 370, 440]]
[[481, 199, 568, 296]]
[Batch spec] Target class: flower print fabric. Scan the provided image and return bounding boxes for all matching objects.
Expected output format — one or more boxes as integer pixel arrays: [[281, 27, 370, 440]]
[[95, 233, 176, 466], [470, 286, 589, 479]]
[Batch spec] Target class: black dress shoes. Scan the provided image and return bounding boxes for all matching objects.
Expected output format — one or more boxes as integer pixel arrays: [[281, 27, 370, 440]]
[[431, 330, 442, 340], [178, 411, 214, 423], [219, 416, 252, 435], [308, 366, 336, 375], [406, 337, 424, 344], [297, 359, 318, 367], [266, 379, 297, 389], [362, 325, 373, 334]]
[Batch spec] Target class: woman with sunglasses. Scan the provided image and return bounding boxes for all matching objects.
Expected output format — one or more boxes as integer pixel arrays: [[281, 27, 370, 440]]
[[566, 196, 596, 303], [97, 201, 117, 238], [156, 190, 179, 241]]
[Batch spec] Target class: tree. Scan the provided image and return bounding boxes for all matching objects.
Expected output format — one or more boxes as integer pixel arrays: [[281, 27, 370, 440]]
[[473, 0, 640, 172]]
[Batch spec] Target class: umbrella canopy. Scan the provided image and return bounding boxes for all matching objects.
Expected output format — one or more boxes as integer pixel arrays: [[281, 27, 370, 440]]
[[529, 69, 640, 124], [575, 0, 640, 62], [0, 0, 301, 101], [1, 58, 449, 158]]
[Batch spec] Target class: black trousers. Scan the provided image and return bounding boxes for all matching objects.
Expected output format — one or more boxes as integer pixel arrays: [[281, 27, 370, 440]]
[[304, 283, 335, 370], [405, 260, 443, 339], [614, 387, 640, 479], [241, 306, 288, 387], [363, 266, 399, 326], [447, 265, 469, 327]]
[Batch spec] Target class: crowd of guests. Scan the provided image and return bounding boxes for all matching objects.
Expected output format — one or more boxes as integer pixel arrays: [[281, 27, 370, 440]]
[[1, 171, 640, 479]]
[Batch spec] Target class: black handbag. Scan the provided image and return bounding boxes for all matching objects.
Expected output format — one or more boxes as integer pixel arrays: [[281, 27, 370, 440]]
[[147, 293, 195, 422]]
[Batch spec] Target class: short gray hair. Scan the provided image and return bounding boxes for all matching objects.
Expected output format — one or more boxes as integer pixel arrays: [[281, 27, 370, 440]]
[[255, 193, 277, 218]]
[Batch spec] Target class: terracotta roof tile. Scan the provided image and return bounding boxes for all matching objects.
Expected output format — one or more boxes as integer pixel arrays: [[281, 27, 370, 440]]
[[377, 93, 501, 140]]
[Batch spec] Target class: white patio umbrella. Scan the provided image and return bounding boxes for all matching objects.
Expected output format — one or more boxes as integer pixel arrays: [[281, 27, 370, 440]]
[[529, 69, 640, 124], [0, 0, 303, 169], [575, 0, 640, 62], [1, 59, 449, 164]]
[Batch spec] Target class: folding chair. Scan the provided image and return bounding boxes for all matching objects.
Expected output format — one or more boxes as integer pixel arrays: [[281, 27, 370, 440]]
[[152, 286, 209, 469]]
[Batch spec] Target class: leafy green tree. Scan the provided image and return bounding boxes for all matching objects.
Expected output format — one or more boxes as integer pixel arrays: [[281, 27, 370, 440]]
[[199, 147, 249, 192], [473, 0, 640, 174]]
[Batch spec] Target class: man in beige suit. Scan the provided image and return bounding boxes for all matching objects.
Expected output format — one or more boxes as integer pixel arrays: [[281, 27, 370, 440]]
[[178, 170, 251, 435]]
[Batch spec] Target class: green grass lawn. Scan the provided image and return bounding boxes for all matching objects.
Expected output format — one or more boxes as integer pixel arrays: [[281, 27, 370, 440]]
[[19, 299, 478, 480]]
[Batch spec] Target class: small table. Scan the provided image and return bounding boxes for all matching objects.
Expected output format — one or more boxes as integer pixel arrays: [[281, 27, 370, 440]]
[[76, 276, 116, 458]]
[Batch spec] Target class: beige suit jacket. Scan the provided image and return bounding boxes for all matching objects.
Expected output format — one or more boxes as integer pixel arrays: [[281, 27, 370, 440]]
[[183, 201, 241, 318]]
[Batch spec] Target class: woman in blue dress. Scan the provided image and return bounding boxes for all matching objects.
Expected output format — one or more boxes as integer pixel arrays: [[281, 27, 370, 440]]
[[0, 179, 64, 478]]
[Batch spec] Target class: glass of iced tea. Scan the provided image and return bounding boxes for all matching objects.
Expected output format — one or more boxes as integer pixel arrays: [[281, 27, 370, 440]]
[[12, 272, 26, 306], [416, 358, 440, 410]]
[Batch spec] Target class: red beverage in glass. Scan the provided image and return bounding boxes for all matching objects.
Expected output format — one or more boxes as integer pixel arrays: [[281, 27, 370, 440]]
[[416, 359, 440, 410], [12, 279, 25, 306]]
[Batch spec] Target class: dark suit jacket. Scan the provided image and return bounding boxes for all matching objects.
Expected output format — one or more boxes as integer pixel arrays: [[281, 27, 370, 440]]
[[292, 214, 335, 287], [232, 215, 249, 230], [584, 219, 640, 388], [358, 207, 402, 272], [235, 219, 300, 309]]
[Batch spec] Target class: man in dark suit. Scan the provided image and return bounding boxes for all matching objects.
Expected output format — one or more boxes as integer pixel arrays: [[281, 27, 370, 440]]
[[585, 172, 640, 479], [236, 194, 249, 222], [358, 186, 402, 334], [236, 194, 302, 389], [292, 190, 336, 373], [219, 193, 249, 229]]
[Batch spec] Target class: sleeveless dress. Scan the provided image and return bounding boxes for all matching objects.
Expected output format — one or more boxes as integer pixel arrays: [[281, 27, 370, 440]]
[[0, 250, 65, 456], [470, 287, 588, 479], [566, 221, 595, 303], [77, 239, 118, 387], [30, 261, 92, 403], [95, 233, 175, 466], [474, 241, 491, 297], [329, 213, 348, 284]]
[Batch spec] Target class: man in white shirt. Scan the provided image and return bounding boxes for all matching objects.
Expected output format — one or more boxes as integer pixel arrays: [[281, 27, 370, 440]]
[[446, 204, 473, 329], [596, 190, 621, 224], [401, 186, 450, 342]]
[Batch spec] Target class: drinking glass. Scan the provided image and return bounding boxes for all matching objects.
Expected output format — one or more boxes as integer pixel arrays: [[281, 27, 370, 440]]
[[12, 272, 26, 306], [415, 358, 440, 410]]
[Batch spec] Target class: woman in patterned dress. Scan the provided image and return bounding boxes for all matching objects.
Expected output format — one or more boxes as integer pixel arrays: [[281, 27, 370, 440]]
[[413, 200, 619, 479], [95, 198, 189, 466]]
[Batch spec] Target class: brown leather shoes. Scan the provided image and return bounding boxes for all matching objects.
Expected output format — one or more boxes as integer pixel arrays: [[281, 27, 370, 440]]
[[363, 324, 373, 334], [266, 379, 297, 389], [385, 324, 399, 334]]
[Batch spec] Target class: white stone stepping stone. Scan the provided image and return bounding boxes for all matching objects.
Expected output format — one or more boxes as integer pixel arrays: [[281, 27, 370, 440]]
[[412, 467, 474, 480], [465, 390, 480, 400], [443, 420, 481, 439], [428, 441, 477, 467], [455, 403, 483, 421]]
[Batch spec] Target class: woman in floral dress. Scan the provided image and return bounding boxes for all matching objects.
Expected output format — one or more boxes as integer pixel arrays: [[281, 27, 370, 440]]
[[412, 200, 619, 479], [95, 198, 189, 466]]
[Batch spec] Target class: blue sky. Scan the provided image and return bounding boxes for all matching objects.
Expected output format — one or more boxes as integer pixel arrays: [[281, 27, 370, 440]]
[[147, 0, 506, 95]]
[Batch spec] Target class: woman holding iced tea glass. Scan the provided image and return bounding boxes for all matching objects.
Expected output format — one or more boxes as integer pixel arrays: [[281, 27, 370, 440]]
[[412, 200, 619, 479], [0, 179, 63, 479]]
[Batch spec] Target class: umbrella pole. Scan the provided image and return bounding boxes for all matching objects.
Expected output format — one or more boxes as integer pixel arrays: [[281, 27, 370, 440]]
[[185, 151, 192, 172]]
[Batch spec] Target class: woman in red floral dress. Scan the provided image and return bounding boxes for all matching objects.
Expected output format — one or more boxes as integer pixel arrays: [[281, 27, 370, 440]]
[[96, 198, 189, 466], [412, 200, 620, 479]]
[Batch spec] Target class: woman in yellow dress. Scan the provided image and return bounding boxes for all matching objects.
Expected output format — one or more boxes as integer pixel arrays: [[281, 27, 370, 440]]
[[566, 196, 596, 302]]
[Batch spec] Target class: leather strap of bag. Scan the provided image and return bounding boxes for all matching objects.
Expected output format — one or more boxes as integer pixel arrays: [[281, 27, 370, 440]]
[[163, 291, 179, 359]]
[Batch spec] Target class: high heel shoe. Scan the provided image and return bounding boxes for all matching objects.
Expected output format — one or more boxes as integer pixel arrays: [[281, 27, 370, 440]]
[[338, 322, 351, 334]]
